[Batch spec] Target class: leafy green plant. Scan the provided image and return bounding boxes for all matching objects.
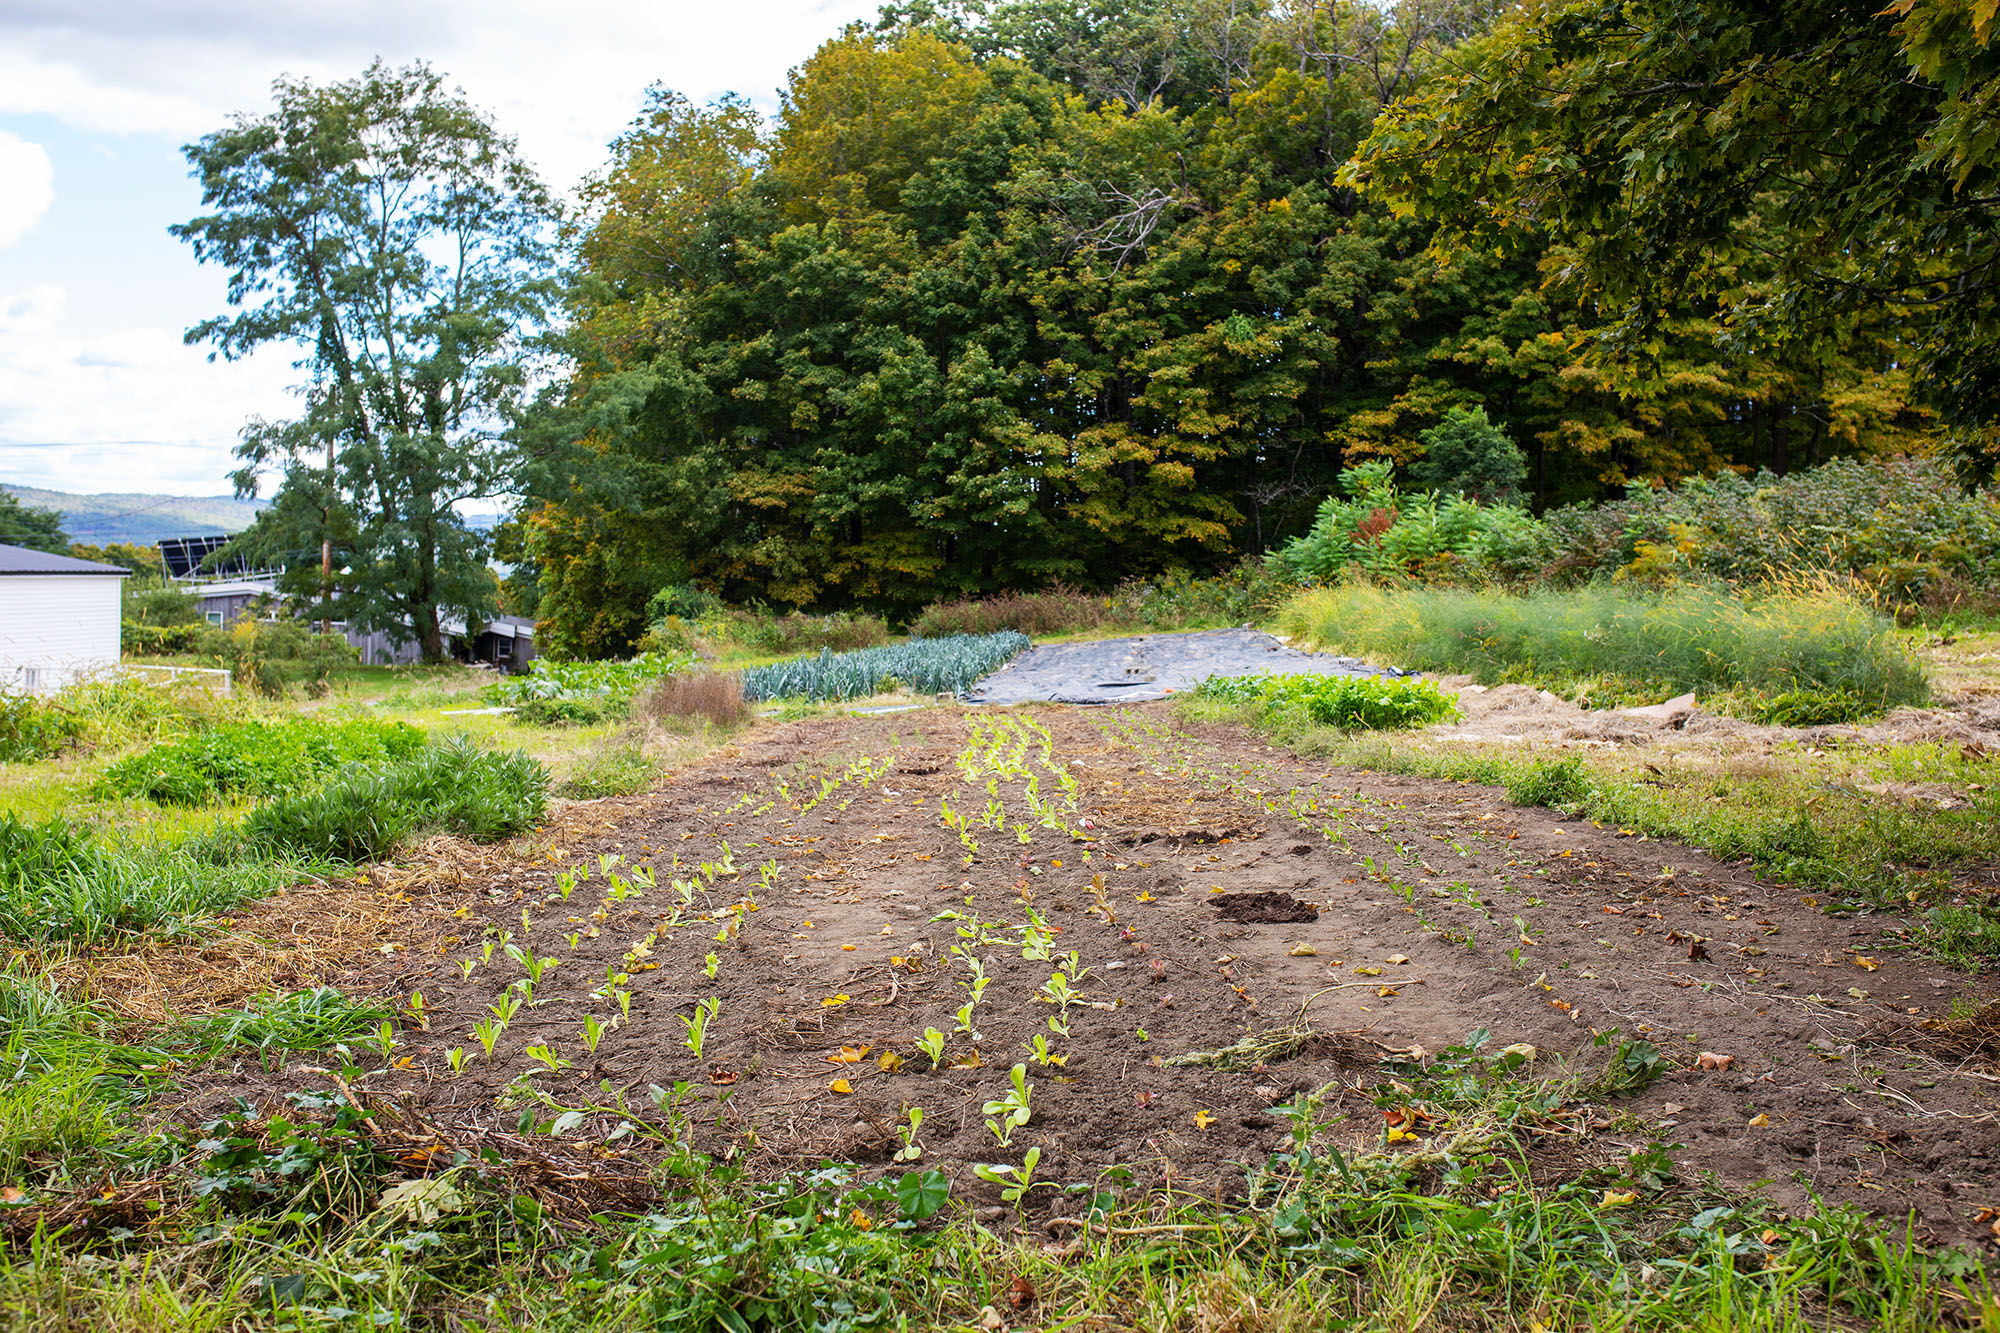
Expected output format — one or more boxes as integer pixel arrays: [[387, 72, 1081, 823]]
[[96, 718, 425, 805], [973, 1145, 1046, 1206], [982, 1063, 1033, 1146], [893, 1107, 924, 1163], [680, 997, 719, 1059], [741, 633, 1030, 703], [0, 692, 82, 764], [1197, 671, 1460, 730], [1505, 756, 1592, 811]]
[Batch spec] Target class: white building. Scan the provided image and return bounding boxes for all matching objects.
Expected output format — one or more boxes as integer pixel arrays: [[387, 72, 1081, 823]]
[[0, 543, 129, 693]]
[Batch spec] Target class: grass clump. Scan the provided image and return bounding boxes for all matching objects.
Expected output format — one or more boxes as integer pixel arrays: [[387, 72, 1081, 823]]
[[1195, 672, 1460, 730], [1277, 581, 1928, 714], [179, 987, 396, 1057], [638, 670, 747, 730], [96, 718, 426, 805], [0, 968, 154, 1178], [912, 585, 1113, 637], [0, 814, 296, 944], [245, 735, 547, 861], [742, 632, 1029, 703]]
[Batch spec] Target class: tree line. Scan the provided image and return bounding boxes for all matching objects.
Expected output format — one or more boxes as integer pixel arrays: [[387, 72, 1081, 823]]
[[174, 1, 1999, 659]]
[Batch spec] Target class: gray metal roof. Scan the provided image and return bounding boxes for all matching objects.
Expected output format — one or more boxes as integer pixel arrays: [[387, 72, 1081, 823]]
[[0, 542, 131, 576]]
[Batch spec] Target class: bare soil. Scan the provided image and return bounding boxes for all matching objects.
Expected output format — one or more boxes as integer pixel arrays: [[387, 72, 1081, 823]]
[[156, 704, 2000, 1243]]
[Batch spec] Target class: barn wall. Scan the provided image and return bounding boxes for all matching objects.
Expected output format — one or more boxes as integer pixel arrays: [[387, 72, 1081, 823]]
[[0, 576, 124, 693]]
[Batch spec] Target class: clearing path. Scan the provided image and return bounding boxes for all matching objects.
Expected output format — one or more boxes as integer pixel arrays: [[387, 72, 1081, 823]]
[[965, 626, 1391, 704], [154, 703, 1999, 1241]]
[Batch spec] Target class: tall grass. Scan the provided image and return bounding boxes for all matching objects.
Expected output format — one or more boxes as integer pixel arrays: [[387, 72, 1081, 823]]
[[0, 814, 298, 944], [245, 734, 548, 861], [1276, 581, 1928, 708]]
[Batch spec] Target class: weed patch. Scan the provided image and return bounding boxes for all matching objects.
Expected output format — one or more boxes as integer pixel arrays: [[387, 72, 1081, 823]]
[[96, 718, 426, 805], [1195, 672, 1460, 730]]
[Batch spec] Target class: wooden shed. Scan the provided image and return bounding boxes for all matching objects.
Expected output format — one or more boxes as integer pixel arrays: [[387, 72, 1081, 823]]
[[0, 542, 129, 693]]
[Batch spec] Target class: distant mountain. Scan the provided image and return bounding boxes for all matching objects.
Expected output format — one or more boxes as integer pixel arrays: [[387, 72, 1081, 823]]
[[0, 485, 267, 547]]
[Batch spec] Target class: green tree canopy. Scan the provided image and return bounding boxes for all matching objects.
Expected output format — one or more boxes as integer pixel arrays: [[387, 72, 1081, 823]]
[[0, 493, 68, 554], [175, 60, 557, 661]]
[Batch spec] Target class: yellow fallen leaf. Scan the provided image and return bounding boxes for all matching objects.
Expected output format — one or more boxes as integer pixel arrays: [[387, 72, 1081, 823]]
[[849, 1208, 873, 1230], [1052, 859, 1063, 867], [1193, 1109, 1217, 1130], [1500, 1043, 1537, 1062], [829, 1079, 854, 1094], [827, 1046, 872, 1063], [1853, 957, 1880, 971], [878, 1050, 904, 1072], [1356, 966, 1383, 977], [841, 944, 857, 951], [1376, 986, 1399, 998], [1598, 1190, 1637, 1210], [880, 926, 895, 935], [822, 994, 851, 1007], [1747, 1113, 1770, 1127], [1135, 892, 1156, 903], [1386, 954, 1410, 965], [1288, 943, 1317, 957]]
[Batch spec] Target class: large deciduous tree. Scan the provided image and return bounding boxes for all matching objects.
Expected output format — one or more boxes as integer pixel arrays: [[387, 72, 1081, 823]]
[[175, 60, 556, 661]]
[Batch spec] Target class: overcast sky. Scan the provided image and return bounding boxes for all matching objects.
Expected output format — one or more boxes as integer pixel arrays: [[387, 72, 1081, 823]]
[[0, 0, 880, 497]]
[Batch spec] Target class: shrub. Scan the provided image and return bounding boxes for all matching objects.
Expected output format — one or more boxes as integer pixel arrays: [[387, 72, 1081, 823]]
[[96, 719, 427, 805], [1108, 560, 1295, 629], [213, 620, 358, 698], [724, 609, 891, 655], [1195, 673, 1460, 730], [639, 670, 747, 729], [1275, 460, 1536, 584], [245, 736, 548, 861], [0, 692, 82, 763], [1275, 582, 1928, 710], [742, 633, 1030, 702]]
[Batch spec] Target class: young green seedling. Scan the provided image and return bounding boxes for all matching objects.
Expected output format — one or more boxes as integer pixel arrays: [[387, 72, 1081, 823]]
[[525, 1044, 571, 1073], [917, 1027, 947, 1070], [446, 1046, 467, 1074], [982, 1063, 1033, 1146], [582, 1014, 608, 1055], [681, 997, 720, 1059], [894, 1107, 924, 1163], [973, 1145, 1044, 1205]]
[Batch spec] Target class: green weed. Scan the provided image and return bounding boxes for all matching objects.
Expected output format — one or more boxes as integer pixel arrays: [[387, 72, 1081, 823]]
[[96, 717, 426, 805]]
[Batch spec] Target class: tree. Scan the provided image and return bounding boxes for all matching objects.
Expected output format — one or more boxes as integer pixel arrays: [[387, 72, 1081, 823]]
[[174, 60, 556, 662], [1411, 406, 1524, 501], [0, 493, 67, 554], [1351, 0, 2000, 477]]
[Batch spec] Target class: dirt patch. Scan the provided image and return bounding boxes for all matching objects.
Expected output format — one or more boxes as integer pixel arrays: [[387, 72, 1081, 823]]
[[1213, 891, 1319, 924], [1428, 677, 2000, 753], [131, 704, 2000, 1244]]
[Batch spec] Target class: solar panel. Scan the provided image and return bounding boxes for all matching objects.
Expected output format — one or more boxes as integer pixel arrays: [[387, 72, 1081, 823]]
[[157, 535, 261, 580]]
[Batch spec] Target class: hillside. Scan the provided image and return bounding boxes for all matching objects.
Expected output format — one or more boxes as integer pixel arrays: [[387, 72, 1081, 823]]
[[0, 484, 266, 546]]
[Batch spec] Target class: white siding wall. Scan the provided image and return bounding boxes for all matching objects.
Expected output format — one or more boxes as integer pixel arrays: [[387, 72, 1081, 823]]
[[0, 576, 125, 693]]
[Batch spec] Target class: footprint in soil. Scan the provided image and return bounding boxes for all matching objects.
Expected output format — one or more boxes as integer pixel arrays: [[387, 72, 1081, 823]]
[[1212, 890, 1318, 924]]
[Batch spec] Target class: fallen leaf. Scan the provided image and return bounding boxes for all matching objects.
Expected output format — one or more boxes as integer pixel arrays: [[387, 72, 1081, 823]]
[[829, 1079, 854, 1095], [1386, 954, 1410, 964], [1697, 1052, 1734, 1071], [1356, 966, 1383, 977], [1761, 1229, 1782, 1246], [1376, 986, 1399, 998], [1848, 987, 1869, 999], [1386, 1126, 1418, 1144], [842, 944, 858, 951], [1598, 1190, 1637, 1209], [880, 926, 895, 936], [1500, 1043, 1537, 1061], [1288, 943, 1317, 957], [1134, 891, 1156, 903], [1660, 1102, 1684, 1116], [1008, 1274, 1037, 1310], [827, 1046, 872, 1063], [878, 1050, 904, 1072], [1747, 1113, 1770, 1127], [822, 994, 851, 1007], [709, 1068, 739, 1085], [1193, 1109, 1217, 1130], [1853, 956, 1880, 972], [0, 1187, 23, 1204]]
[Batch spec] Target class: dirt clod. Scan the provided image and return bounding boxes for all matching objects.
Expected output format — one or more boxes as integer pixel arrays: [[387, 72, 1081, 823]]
[[1212, 891, 1319, 924]]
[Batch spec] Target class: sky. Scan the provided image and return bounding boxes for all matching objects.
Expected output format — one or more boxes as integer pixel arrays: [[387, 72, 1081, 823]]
[[0, 0, 882, 497]]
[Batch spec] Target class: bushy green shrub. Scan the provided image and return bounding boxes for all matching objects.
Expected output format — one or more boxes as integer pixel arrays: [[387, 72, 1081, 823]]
[[245, 736, 548, 861], [1410, 406, 1526, 501], [1107, 560, 1295, 629], [1195, 673, 1460, 730], [1275, 460, 1537, 584], [0, 693, 82, 763], [1276, 582, 1928, 710], [742, 633, 1030, 702], [96, 719, 426, 805]]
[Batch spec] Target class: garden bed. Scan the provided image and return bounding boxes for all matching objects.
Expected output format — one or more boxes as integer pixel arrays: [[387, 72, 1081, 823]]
[[137, 703, 2000, 1244]]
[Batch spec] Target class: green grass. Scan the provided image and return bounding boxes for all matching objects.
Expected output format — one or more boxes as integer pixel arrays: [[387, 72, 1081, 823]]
[[1278, 582, 1929, 717], [95, 717, 427, 805], [245, 734, 549, 862]]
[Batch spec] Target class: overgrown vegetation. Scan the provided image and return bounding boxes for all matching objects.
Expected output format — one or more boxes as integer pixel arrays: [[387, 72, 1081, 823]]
[[245, 734, 548, 861], [1195, 672, 1460, 731], [1277, 581, 1928, 719], [483, 654, 692, 725], [96, 718, 426, 805]]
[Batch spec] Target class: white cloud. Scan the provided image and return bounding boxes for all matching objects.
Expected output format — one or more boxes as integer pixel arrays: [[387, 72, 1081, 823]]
[[0, 283, 294, 492], [0, 0, 881, 187], [0, 130, 54, 246]]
